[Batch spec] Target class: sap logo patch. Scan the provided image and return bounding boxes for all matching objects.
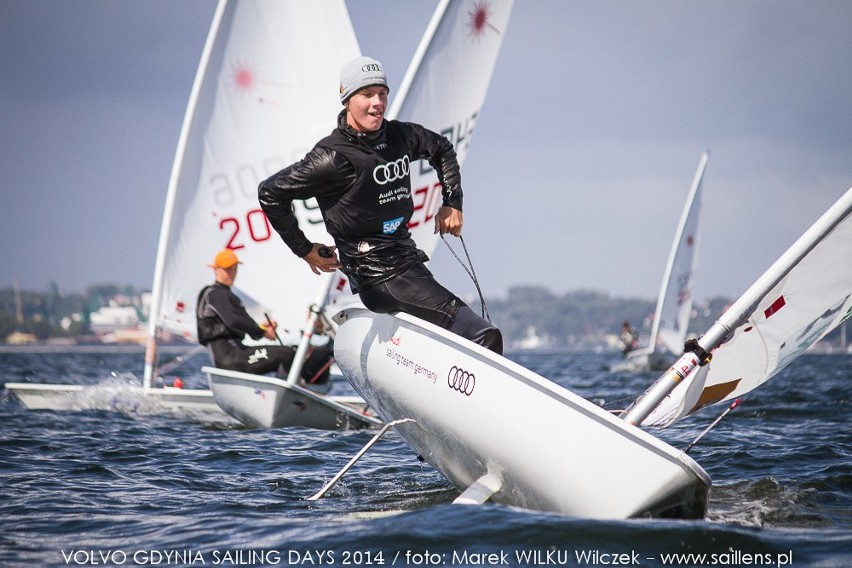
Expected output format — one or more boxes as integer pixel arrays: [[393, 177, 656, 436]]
[[382, 216, 404, 234]]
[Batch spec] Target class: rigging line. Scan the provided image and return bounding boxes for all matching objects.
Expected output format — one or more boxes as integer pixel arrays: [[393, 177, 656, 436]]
[[155, 345, 206, 376], [440, 234, 491, 321], [263, 312, 286, 346], [684, 398, 741, 453]]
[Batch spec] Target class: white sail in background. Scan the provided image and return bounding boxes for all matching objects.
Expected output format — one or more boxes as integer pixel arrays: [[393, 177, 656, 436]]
[[145, 0, 360, 370], [643, 187, 852, 427], [651, 151, 708, 355], [615, 152, 708, 373], [389, 0, 514, 260]]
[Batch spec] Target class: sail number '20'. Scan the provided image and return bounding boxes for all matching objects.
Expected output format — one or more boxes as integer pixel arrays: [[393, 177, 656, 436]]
[[210, 155, 325, 250], [409, 180, 443, 230], [218, 201, 324, 251], [219, 209, 271, 250]]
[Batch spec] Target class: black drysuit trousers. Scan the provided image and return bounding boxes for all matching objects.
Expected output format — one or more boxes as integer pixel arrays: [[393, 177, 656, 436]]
[[358, 263, 503, 354]]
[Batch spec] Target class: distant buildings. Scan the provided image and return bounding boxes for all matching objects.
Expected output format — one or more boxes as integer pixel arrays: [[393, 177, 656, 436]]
[[87, 295, 151, 344], [5, 331, 37, 345], [88, 305, 140, 333]]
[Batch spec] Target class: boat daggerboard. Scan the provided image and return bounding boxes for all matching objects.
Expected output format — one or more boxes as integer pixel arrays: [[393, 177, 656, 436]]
[[144, 0, 361, 385], [640, 186, 852, 427]]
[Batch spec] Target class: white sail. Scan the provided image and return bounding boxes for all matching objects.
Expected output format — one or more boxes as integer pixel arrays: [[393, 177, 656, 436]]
[[145, 0, 360, 384], [651, 151, 708, 355], [642, 186, 852, 426], [388, 0, 514, 261], [615, 152, 708, 372]]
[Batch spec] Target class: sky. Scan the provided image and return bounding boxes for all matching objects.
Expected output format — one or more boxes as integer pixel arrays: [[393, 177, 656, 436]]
[[1, 0, 850, 304]]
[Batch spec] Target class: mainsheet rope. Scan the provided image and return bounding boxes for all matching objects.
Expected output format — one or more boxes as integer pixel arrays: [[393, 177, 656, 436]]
[[440, 234, 492, 322]]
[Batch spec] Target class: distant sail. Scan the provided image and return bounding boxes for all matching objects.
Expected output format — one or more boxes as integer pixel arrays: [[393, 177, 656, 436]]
[[620, 151, 708, 373], [643, 187, 852, 426], [653, 151, 707, 355]]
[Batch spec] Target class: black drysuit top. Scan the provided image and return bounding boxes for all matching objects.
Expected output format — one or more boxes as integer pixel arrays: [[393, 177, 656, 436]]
[[196, 282, 264, 346], [258, 111, 463, 293]]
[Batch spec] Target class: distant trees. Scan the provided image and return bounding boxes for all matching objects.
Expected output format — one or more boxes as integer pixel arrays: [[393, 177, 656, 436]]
[[474, 285, 732, 350], [1, 283, 732, 347]]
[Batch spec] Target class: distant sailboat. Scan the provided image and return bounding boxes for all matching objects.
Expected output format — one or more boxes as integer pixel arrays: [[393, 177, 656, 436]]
[[613, 151, 709, 373]]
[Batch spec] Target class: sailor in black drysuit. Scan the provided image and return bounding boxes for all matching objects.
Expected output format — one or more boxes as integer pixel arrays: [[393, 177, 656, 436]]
[[258, 56, 502, 354], [196, 248, 296, 376], [196, 248, 333, 388]]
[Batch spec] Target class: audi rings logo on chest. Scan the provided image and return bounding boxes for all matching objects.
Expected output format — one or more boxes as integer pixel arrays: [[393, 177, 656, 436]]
[[447, 365, 475, 396], [373, 155, 410, 185]]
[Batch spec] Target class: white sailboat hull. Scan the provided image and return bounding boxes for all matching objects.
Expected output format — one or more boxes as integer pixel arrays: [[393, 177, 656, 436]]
[[5, 382, 224, 415], [204, 367, 382, 430], [333, 308, 710, 519], [612, 348, 671, 373]]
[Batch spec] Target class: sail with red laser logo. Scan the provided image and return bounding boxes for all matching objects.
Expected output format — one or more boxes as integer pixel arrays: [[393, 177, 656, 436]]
[[146, 0, 361, 376]]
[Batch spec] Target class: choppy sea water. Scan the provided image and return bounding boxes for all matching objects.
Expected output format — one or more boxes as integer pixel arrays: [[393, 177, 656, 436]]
[[1, 348, 849, 567]]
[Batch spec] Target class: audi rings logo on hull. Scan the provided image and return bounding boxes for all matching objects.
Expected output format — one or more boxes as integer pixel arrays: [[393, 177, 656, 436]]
[[373, 155, 410, 185], [447, 365, 475, 396]]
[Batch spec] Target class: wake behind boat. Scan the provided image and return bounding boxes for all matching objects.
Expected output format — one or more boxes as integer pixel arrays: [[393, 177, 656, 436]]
[[5, 380, 223, 416], [4, 346, 221, 415]]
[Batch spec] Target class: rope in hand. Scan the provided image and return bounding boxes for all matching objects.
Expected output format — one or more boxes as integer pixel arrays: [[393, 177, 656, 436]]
[[440, 234, 492, 322]]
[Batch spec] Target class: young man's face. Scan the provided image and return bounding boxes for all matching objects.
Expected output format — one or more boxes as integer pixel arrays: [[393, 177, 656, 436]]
[[345, 85, 388, 133]]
